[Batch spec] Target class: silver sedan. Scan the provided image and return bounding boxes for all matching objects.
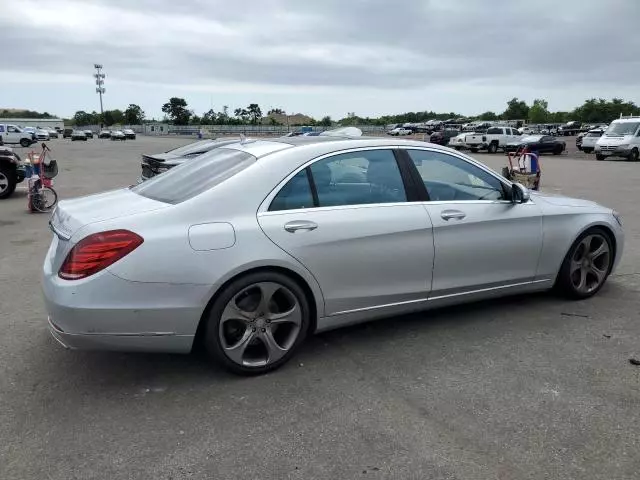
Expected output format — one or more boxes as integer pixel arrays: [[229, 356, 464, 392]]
[[43, 137, 624, 374]]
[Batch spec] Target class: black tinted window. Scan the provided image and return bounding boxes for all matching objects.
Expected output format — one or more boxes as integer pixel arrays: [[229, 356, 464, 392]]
[[407, 149, 505, 201], [487, 127, 503, 135], [270, 169, 314, 211], [132, 148, 255, 204]]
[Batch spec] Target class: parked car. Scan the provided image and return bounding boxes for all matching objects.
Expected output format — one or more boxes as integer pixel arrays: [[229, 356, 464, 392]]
[[98, 129, 111, 139], [465, 126, 520, 153], [123, 129, 136, 140], [63, 128, 73, 139], [0, 145, 25, 199], [429, 129, 460, 146], [0, 123, 36, 147], [71, 130, 88, 141], [45, 127, 59, 139], [110, 130, 126, 141], [581, 129, 604, 154], [84, 130, 94, 139], [387, 127, 413, 136], [448, 132, 468, 150], [139, 139, 242, 182], [558, 121, 582, 136], [43, 137, 624, 375], [505, 135, 566, 155], [595, 117, 640, 161]]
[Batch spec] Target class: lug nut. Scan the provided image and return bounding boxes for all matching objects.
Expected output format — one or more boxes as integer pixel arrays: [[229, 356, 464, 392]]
[[252, 327, 256, 332], [261, 328, 266, 332], [265, 319, 271, 324]]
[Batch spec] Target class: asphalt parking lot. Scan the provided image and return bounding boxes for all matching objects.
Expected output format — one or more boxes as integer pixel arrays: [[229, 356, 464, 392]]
[[1, 135, 639, 480]]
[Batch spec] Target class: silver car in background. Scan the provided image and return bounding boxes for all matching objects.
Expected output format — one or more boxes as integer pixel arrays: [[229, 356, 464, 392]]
[[43, 137, 624, 375]]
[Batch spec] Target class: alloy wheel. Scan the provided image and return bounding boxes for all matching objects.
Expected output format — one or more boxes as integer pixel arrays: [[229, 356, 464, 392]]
[[569, 234, 611, 294], [0, 172, 8, 194], [218, 282, 302, 367]]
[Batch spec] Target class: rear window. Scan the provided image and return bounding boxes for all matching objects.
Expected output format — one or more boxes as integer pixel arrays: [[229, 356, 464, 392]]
[[131, 148, 256, 204], [166, 140, 218, 156]]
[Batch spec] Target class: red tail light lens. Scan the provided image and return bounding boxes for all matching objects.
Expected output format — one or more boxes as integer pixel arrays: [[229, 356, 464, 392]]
[[58, 230, 143, 280]]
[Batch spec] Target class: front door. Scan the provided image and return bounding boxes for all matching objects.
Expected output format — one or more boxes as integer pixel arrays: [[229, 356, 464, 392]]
[[403, 148, 543, 298], [258, 148, 434, 316], [5, 125, 21, 144]]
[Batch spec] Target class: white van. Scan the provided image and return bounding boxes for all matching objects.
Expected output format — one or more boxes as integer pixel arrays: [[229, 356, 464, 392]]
[[0, 123, 36, 147], [595, 116, 640, 161]]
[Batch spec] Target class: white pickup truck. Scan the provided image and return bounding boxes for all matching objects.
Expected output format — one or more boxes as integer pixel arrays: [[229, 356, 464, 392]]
[[464, 126, 521, 153], [0, 123, 36, 147]]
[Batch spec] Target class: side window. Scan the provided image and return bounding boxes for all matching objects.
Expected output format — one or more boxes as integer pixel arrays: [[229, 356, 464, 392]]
[[0, 125, 4, 133], [310, 149, 407, 207], [7, 126, 17, 133], [269, 169, 314, 211], [406, 149, 506, 201], [487, 127, 502, 135]]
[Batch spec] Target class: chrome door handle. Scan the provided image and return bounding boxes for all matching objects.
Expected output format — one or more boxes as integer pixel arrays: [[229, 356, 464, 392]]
[[440, 210, 466, 221], [284, 220, 318, 233]]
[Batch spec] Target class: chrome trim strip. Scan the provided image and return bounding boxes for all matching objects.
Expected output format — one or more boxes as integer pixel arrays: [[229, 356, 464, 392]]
[[428, 279, 551, 301], [49, 219, 72, 241], [329, 297, 430, 316]]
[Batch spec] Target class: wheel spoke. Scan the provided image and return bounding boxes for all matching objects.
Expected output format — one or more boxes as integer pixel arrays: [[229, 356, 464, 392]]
[[589, 241, 608, 261], [256, 282, 282, 315], [574, 267, 587, 292], [589, 264, 607, 284], [259, 329, 288, 363], [570, 259, 582, 275], [223, 328, 255, 365], [220, 299, 252, 323], [267, 303, 302, 326]]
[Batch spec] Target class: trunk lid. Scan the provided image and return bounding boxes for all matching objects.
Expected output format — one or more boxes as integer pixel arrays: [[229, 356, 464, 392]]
[[50, 188, 169, 240]]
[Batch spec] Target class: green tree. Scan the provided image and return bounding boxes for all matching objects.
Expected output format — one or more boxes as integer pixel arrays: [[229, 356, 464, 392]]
[[319, 115, 332, 127], [478, 111, 498, 121], [528, 99, 549, 124], [103, 110, 114, 126], [267, 108, 285, 115], [247, 103, 262, 124], [503, 98, 530, 120], [162, 97, 192, 125], [202, 109, 216, 124], [124, 104, 145, 124], [72, 110, 93, 126]]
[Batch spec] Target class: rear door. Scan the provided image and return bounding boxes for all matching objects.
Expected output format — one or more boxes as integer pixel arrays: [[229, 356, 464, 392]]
[[258, 147, 434, 316], [402, 148, 543, 298]]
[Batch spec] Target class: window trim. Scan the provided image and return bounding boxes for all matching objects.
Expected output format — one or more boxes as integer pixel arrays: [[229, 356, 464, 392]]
[[399, 146, 513, 203], [260, 146, 418, 214]]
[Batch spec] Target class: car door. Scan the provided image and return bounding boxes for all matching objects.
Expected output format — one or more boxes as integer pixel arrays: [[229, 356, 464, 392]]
[[258, 148, 434, 317], [402, 148, 544, 299], [5, 125, 21, 144], [538, 136, 554, 153]]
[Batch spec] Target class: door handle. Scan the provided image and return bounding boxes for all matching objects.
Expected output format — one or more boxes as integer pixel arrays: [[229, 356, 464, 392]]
[[284, 220, 318, 233], [440, 210, 466, 221]]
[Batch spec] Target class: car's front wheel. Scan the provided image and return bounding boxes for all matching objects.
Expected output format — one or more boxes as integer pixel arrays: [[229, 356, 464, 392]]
[[204, 271, 311, 375], [0, 164, 17, 199], [596, 154, 605, 161], [556, 228, 614, 299], [627, 148, 639, 162]]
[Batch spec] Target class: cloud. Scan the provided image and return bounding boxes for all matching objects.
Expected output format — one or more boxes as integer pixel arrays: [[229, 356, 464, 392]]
[[1, 0, 638, 118]]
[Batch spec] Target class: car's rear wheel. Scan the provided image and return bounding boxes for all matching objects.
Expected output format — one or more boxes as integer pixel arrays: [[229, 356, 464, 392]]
[[596, 154, 605, 161], [487, 142, 498, 154], [0, 164, 17, 199], [553, 145, 563, 155], [204, 272, 311, 375], [470, 147, 478, 153], [20, 139, 31, 147], [556, 228, 613, 299]]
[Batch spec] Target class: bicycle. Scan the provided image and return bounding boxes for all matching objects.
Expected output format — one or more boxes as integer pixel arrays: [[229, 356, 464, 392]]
[[27, 142, 58, 213]]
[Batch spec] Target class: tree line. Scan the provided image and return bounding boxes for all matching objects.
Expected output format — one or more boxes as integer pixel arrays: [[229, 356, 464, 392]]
[[70, 104, 145, 126]]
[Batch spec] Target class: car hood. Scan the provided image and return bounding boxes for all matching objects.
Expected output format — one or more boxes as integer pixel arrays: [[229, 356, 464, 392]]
[[597, 135, 633, 145], [50, 188, 169, 240], [531, 191, 605, 210]]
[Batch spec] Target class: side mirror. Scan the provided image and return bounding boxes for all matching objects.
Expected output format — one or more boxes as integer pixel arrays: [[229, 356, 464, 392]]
[[511, 183, 530, 203]]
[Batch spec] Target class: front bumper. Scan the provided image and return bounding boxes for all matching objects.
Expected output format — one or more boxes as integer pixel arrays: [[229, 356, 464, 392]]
[[595, 145, 632, 157]]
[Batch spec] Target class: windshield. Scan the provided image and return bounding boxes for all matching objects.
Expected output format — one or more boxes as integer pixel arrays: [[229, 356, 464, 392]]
[[132, 148, 256, 204], [520, 135, 542, 142], [586, 131, 602, 137], [606, 122, 640, 136]]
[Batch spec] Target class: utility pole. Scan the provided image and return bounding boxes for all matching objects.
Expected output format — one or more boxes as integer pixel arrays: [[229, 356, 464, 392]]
[[94, 64, 106, 127]]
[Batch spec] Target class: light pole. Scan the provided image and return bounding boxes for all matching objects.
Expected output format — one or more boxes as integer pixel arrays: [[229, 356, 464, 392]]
[[94, 64, 105, 127]]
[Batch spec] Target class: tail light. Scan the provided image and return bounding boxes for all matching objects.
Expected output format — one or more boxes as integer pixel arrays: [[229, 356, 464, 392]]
[[58, 230, 143, 280]]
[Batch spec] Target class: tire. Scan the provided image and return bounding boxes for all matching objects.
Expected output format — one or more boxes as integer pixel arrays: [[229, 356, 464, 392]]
[[628, 148, 639, 162], [582, 148, 592, 154], [0, 164, 17, 199], [20, 138, 31, 147], [553, 145, 563, 155], [487, 142, 498, 154], [596, 154, 605, 161], [577, 146, 582, 151], [470, 147, 478, 153], [555, 228, 614, 299], [204, 271, 311, 375]]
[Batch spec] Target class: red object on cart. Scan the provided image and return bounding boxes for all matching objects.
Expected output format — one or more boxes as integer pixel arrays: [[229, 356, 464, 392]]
[[504, 146, 541, 191]]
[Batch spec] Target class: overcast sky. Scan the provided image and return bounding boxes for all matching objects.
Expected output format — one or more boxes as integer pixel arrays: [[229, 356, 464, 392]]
[[2, 0, 639, 120]]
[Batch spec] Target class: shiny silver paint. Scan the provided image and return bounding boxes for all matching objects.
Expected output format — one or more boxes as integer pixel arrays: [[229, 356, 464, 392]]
[[42, 138, 624, 353]]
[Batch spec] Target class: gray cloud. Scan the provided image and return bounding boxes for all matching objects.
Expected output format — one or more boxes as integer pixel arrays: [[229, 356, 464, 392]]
[[1, 0, 639, 117]]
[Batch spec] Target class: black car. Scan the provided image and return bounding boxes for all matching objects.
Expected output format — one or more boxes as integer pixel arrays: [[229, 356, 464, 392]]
[[62, 128, 73, 139], [98, 129, 111, 139], [429, 129, 460, 146], [505, 135, 566, 155], [0, 146, 24, 199], [139, 139, 241, 182]]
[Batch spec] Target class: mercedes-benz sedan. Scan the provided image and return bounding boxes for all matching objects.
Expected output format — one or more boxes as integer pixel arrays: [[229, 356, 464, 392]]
[[43, 137, 624, 375]]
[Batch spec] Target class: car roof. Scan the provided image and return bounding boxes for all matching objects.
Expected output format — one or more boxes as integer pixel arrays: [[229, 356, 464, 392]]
[[611, 118, 640, 124]]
